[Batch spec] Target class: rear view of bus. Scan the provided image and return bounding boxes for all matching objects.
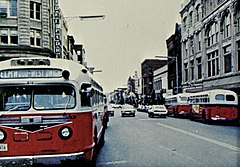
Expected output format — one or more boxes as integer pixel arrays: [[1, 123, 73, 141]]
[[165, 93, 191, 118], [0, 58, 107, 166], [189, 89, 238, 123]]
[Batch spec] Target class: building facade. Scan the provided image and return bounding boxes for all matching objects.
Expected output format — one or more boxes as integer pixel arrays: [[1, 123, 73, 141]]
[[0, 0, 84, 63], [166, 23, 182, 95], [180, 0, 240, 97], [141, 59, 167, 104], [0, 0, 57, 60], [153, 65, 168, 104]]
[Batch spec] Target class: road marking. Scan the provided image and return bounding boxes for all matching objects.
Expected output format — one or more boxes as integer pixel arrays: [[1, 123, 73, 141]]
[[98, 160, 128, 166], [155, 123, 240, 152]]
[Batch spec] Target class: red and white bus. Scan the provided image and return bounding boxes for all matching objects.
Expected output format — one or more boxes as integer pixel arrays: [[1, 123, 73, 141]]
[[165, 93, 191, 117], [188, 89, 238, 123], [0, 57, 108, 166]]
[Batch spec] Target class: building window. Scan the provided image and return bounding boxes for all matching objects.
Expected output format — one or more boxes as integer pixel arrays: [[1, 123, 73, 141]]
[[184, 63, 188, 82], [196, 5, 200, 22], [0, 0, 17, 17], [184, 41, 188, 58], [236, 9, 240, 33], [197, 57, 202, 79], [223, 45, 232, 73], [30, 30, 41, 46], [206, 22, 218, 47], [190, 37, 194, 55], [183, 17, 187, 32], [207, 50, 219, 77], [189, 11, 193, 27], [196, 32, 201, 51], [238, 41, 240, 71], [190, 60, 194, 80], [0, 28, 18, 44], [222, 13, 231, 38], [30, 1, 41, 20]]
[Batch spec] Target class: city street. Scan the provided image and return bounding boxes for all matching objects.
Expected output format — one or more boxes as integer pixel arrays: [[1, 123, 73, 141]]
[[96, 111, 240, 167]]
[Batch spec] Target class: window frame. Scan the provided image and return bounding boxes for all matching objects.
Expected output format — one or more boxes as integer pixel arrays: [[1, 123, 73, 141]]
[[30, 29, 42, 47], [30, 1, 41, 21], [0, 27, 18, 45], [0, 0, 17, 17]]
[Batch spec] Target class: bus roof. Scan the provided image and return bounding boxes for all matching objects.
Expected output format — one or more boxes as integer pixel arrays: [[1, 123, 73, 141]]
[[189, 89, 238, 105], [165, 93, 191, 99], [0, 57, 96, 89]]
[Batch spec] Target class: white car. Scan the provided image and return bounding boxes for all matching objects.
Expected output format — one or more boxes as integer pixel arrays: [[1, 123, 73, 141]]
[[148, 105, 168, 118], [121, 104, 136, 117]]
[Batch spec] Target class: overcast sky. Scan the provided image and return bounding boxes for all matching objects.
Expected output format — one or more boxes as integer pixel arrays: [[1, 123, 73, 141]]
[[59, 0, 184, 93]]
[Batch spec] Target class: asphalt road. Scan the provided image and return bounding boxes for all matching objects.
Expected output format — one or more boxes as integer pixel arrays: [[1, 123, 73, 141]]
[[96, 110, 240, 167]]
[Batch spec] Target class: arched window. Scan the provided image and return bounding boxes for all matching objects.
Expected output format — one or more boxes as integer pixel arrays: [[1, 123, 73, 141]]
[[205, 21, 219, 47], [196, 5, 201, 22], [183, 17, 187, 31], [222, 12, 231, 38], [189, 11, 193, 27]]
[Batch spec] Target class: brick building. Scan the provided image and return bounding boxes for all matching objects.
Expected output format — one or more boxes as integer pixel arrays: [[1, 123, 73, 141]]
[[141, 59, 167, 104]]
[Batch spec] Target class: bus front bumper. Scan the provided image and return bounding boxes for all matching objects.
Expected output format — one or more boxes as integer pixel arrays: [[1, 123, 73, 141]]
[[0, 151, 85, 166]]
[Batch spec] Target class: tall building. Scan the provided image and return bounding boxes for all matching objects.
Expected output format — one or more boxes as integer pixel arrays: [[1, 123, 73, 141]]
[[141, 59, 167, 104], [180, 0, 240, 96], [166, 23, 182, 95]]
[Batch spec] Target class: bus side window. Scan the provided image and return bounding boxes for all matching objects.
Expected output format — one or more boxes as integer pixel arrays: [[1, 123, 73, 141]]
[[80, 88, 92, 107], [226, 95, 235, 101], [215, 94, 224, 101]]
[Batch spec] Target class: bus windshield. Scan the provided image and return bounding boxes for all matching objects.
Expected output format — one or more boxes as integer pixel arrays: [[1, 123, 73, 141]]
[[0, 85, 76, 111]]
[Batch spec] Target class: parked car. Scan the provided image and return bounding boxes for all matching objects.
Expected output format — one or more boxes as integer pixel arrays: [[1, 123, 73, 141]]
[[121, 104, 136, 117], [148, 105, 168, 118]]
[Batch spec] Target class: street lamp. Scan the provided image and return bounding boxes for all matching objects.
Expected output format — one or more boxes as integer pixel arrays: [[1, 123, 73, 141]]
[[64, 15, 105, 22], [88, 67, 102, 74], [155, 55, 178, 94]]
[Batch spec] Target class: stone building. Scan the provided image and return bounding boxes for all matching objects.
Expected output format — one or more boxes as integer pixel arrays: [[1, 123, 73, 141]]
[[0, 0, 83, 62], [0, 0, 57, 60], [180, 0, 240, 96]]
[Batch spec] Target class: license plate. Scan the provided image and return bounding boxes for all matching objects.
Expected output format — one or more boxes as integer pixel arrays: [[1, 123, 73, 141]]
[[0, 144, 8, 151]]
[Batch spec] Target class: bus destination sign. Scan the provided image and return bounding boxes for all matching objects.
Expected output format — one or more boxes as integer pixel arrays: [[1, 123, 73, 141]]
[[0, 69, 62, 79]]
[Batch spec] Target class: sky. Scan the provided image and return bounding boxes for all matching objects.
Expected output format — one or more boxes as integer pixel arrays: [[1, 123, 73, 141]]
[[59, 0, 184, 93]]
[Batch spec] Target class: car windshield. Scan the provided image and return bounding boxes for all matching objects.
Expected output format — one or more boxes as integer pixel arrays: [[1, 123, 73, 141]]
[[154, 105, 166, 109], [0, 85, 76, 111], [123, 104, 134, 109]]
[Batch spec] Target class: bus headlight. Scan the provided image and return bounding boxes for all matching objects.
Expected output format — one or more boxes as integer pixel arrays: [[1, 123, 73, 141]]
[[0, 129, 6, 142], [58, 127, 72, 140]]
